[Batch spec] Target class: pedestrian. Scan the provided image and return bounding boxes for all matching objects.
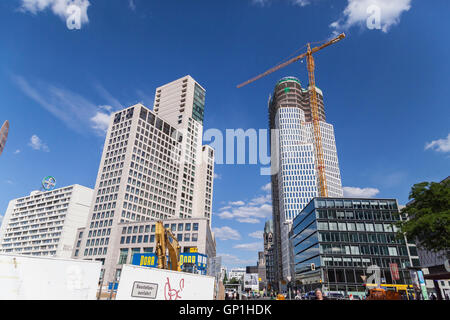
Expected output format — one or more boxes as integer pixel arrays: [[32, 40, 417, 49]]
[[430, 293, 437, 300], [315, 288, 327, 300]]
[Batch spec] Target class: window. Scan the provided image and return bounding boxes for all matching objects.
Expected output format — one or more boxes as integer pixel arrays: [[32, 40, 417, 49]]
[[350, 246, 360, 255], [131, 248, 140, 263], [365, 223, 374, 232], [318, 222, 328, 230], [184, 233, 190, 242], [329, 222, 337, 231], [338, 223, 347, 231], [388, 247, 398, 256], [118, 249, 128, 264], [192, 233, 198, 242], [193, 223, 199, 231]]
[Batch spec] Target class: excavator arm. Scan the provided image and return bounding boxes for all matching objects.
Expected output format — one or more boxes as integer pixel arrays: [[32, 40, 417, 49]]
[[155, 221, 181, 271]]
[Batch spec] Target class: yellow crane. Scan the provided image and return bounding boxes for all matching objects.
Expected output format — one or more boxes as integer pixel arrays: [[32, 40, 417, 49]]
[[155, 221, 181, 271], [237, 33, 346, 197]]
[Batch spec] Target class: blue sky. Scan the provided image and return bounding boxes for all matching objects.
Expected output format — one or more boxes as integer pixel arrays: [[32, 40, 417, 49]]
[[0, 0, 449, 269]]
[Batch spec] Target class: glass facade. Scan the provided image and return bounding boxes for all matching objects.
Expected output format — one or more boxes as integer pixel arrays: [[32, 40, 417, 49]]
[[291, 197, 419, 296], [192, 84, 205, 124]]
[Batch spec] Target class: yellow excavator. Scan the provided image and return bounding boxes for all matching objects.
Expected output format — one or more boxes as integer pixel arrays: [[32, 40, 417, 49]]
[[155, 221, 181, 271]]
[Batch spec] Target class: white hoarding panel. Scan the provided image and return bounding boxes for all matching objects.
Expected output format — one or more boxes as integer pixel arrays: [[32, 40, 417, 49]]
[[0, 254, 102, 300], [116, 265, 215, 300]]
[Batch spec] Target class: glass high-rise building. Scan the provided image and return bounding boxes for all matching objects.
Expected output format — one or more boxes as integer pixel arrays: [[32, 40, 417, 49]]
[[292, 198, 420, 298], [268, 76, 343, 289]]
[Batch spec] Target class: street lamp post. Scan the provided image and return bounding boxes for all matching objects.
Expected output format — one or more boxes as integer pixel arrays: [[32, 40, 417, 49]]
[[287, 276, 292, 300]]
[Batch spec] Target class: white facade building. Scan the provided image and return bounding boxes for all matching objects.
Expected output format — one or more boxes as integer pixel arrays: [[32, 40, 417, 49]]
[[0, 185, 93, 258], [229, 268, 246, 281], [74, 76, 215, 284], [269, 76, 343, 286]]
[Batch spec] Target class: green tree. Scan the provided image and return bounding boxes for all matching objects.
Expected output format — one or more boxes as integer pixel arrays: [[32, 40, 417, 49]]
[[396, 179, 450, 252], [223, 272, 228, 284], [229, 277, 240, 285]]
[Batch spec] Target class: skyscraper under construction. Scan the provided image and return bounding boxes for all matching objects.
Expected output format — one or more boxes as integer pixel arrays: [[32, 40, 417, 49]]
[[268, 76, 343, 290]]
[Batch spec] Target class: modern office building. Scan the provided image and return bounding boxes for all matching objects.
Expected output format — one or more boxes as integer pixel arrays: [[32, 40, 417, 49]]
[[72, 217, 215, 282], [268, 76, 343, 289], [229, 268, 246, 281], [291, 197, 420, 297], [0, 120, 9, 156], [0, 185, 93, 258], [74, 76, 215, 284]]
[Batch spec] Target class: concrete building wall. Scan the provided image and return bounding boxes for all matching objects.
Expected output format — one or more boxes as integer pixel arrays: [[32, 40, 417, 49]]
[[0, 185, 93, 258], [74, 76, 215, 284]]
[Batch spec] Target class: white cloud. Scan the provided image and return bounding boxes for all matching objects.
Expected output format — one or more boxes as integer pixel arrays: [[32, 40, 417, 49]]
[[291, 0, 311, 6], [218, 203, 272, 224], [252, 0, 411, 34], [330, 0, 412, 34], [14, 149, 21, 154], [129, 0, 136, 11], [28, 135, 49, 152], [251, 0, 269, 6], [233, 242, 263, 251], [252, 0, 311, 7], [249, 230, 264, 239], [218, 253, 254, 266], [214, 173, 221, 180], [218, 184, 272, 224], [425, 133, 450, 153], [248, 194, 271, 206], [13, 75, 118, 136], [0, 215, 3, 226], [237, 217, 261, 224], [261, 183, 271, 192], [20, 0, 90, 28], [343, 186, 380, 198], [90, 111, 112, 134], [212, 226, 241, 241]]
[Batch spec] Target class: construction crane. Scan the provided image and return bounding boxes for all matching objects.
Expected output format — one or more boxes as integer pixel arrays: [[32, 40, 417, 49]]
[[155, 221, 181, 272], [237, 33, 346, 197]]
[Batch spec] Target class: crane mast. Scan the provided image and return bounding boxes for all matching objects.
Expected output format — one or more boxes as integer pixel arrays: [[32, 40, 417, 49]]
[[306, 43, 328, 197], [237, 33, 345, 197]]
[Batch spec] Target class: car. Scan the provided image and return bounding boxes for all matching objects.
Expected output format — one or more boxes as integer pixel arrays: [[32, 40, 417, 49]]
[[304, 291, 317, 300], [326, 292, 346, 300]]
